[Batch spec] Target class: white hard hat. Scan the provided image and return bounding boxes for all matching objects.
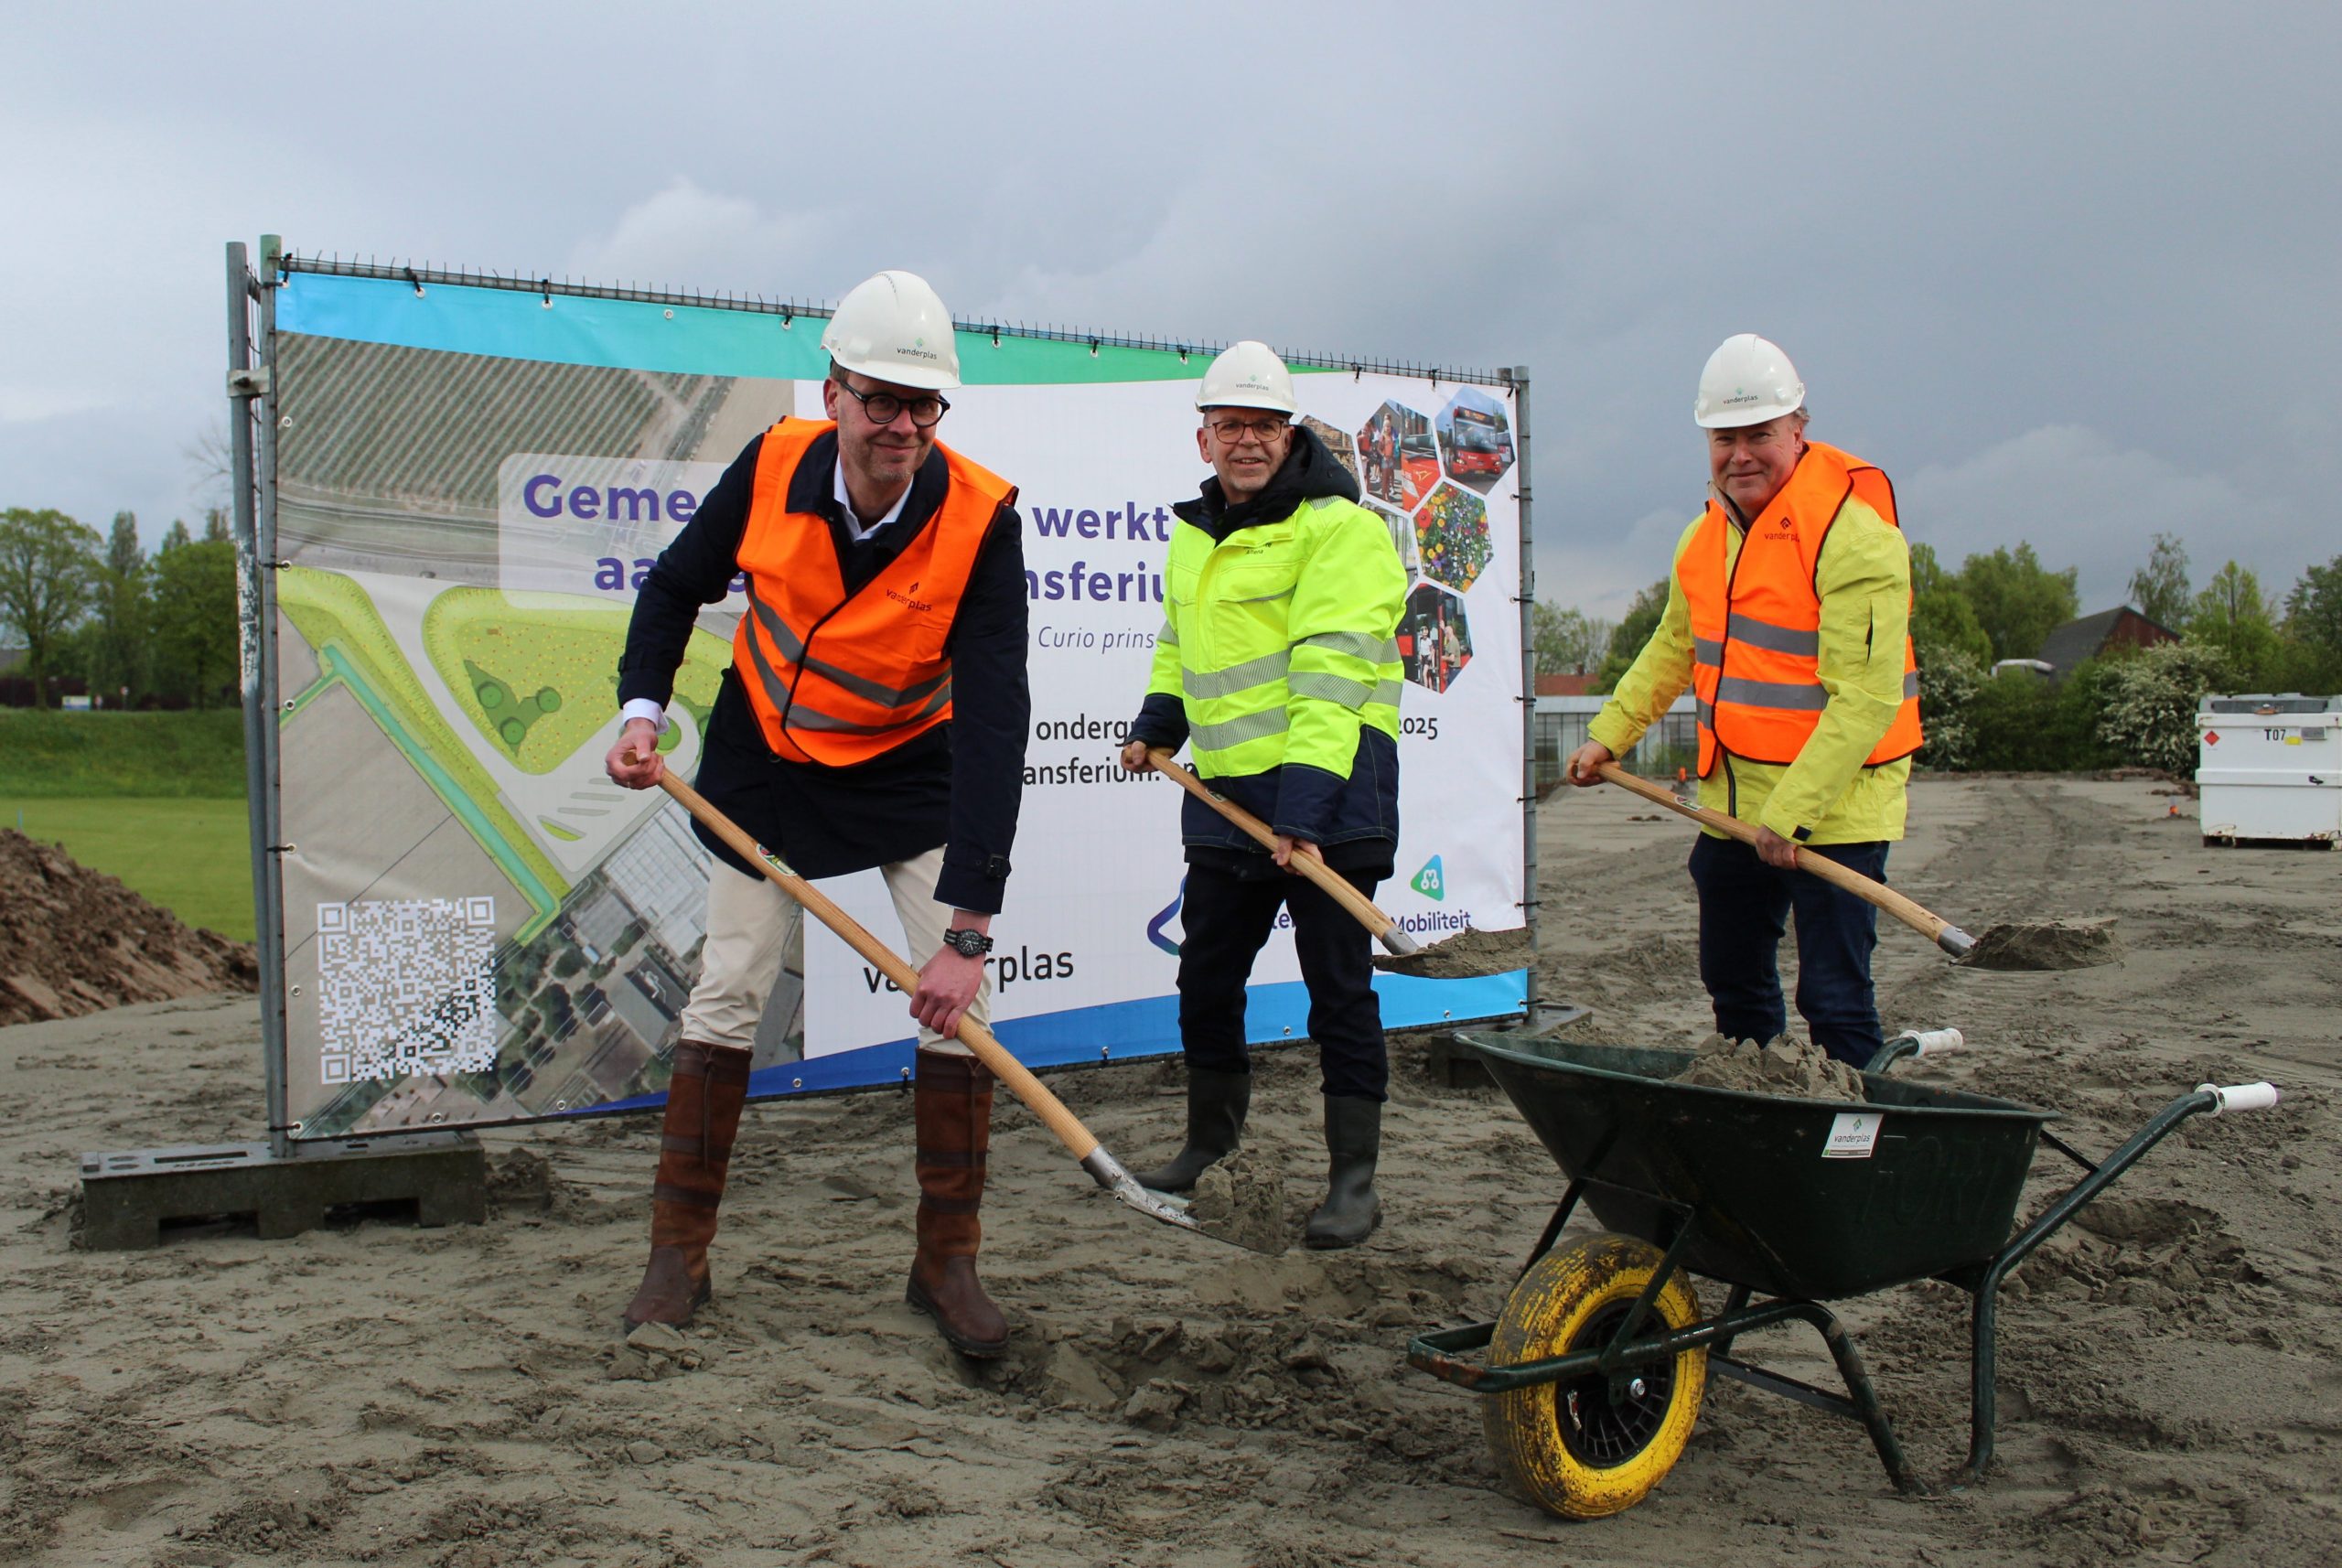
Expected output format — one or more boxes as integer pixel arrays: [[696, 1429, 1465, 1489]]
[[1694, 333, 1805, 428], [822, 270, 961, 391], [1196, 339, 1297, 414]]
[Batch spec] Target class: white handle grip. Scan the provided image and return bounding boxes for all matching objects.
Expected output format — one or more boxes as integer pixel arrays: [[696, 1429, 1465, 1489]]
[[1907, 1026, 1964, 1058], [2196, 1081, 2281, 1114]]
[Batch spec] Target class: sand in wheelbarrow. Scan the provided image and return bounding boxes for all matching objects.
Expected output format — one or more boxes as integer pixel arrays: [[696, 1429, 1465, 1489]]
[[1187, 1147, 1287, 1255], [1958, 916, 2122, 971], [1672, 1033, 1865, 1101], [1372, 924, 1531, 978]]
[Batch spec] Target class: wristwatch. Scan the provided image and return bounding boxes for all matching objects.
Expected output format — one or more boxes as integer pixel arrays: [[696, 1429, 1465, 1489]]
[[941, 928, 994, 958]]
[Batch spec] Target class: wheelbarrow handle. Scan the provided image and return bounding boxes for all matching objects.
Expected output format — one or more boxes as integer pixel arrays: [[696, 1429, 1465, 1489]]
[[1144, 748, 1421, 956], [1904, 1027, 1964, 1058], [1866, 1026, 1965, 1074], [2197, 1081, 2281, 1114], [1595, 763, 1976, 957]]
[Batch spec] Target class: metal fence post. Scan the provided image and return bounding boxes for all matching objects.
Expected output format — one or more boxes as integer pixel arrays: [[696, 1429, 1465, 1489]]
[[1510, 365, 1537, 1013], [225, 241, 287, 1159], [255, 236, 290, 1155], [228, 237, 291, 1159]]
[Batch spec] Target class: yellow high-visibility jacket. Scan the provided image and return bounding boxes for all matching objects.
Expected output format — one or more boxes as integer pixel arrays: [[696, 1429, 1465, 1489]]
[[1133, 430, 1407, 853]]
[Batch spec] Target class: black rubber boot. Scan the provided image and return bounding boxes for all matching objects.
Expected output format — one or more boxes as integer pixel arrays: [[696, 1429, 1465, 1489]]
[[1304, 1094, 1382, 1249], [1131, 1067, 1252, 1193]]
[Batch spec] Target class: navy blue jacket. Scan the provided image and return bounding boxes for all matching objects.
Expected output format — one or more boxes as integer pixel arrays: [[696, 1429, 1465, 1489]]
[[617, 427, 1028, 912]]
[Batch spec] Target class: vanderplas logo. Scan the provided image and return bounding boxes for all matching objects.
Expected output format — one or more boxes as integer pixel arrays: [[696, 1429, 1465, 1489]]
[[885, 578, 933, 613], [1411, 854, 1445, 900], [896, 336, 940, 362], [1723, 387, 1761, 407]]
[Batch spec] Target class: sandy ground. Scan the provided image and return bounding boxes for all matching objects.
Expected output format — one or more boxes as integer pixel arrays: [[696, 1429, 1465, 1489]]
[[4, 777, 2337, 1567]]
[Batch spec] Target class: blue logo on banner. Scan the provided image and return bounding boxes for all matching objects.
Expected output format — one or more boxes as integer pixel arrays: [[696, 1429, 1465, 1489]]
[[1145, 876, 1186, 956], [1412, 855, 1446, 900]]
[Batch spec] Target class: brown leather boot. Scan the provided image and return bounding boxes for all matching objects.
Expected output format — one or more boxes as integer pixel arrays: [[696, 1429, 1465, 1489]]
[[906, 1047, 1009, 1357], [622, 1039, 752, 1330]]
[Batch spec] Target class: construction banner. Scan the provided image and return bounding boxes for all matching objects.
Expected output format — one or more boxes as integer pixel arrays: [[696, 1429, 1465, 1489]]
[[265, 265, 1525, 1139]]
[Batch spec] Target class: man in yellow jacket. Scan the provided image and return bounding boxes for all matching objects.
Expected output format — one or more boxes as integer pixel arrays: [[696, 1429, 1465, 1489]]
[[1120, 341, 1408, 1247], [1566, 335, 1920, 1067]]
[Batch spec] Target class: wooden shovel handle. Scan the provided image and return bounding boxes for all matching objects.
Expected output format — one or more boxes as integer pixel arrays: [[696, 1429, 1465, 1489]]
[[650, 768, 1102, 1162], [1144, 749, 1413, 951], [1595, 762, 1965, 950]]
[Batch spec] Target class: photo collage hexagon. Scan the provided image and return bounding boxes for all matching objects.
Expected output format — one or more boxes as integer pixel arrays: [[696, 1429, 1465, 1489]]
[[1352, 386, 1513, 693]]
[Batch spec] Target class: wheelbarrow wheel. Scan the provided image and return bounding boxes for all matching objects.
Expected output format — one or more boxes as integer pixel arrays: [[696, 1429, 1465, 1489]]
[[1480, 1231, 1707, 1520]]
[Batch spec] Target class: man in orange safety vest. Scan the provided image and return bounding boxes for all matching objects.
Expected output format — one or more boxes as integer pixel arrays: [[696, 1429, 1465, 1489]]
[[604, 271, 1030, 1356], [1565, 336, 1919, 1067]]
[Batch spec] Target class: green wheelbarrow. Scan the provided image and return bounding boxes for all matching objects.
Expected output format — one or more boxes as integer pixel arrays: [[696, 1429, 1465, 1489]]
[[1406, 1028, 2282, 1520]]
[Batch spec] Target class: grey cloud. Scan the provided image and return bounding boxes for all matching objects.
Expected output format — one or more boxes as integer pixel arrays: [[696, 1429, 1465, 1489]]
[[3, 2, 2337, 613], [1902, 425, 2294, 607]]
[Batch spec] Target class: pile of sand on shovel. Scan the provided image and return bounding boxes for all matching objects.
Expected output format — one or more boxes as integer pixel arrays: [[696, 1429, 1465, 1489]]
[[1187, 1148, 1287, 1255], [1957, 917, 2122, 971], [1372, 925, 1532, 979]]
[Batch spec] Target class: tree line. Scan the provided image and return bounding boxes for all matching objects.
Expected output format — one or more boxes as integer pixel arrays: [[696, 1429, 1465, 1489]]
[[0, 507, 241, 709], [1535, 534, 2342, 773]]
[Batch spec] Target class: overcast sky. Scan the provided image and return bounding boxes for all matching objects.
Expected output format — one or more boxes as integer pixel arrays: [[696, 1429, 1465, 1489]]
[[6, 2, 2338, 619]]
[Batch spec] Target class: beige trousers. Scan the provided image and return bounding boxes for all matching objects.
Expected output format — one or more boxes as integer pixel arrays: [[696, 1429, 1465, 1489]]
[[680, 846, 987, 1055]]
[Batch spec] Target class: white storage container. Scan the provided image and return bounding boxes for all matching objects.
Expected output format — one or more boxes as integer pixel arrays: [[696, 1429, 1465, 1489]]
[[2196, 694, 2341, 846]]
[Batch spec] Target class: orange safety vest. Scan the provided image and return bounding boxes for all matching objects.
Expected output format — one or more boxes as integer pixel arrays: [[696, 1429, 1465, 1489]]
[[732, 419, 1015, 767], [1680, 440, 1922, 778]]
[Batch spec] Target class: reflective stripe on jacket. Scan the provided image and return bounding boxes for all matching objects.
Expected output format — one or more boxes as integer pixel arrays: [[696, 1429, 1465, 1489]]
[[1680, 441, 1921, 776], [733, 420, 1015, 766], [1148, 492, 1406, 809]]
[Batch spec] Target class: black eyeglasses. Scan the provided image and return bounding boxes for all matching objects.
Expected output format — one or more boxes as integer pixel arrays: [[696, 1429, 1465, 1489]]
[[1206, 415, 1291, 445], [836, 381, 951, 428]]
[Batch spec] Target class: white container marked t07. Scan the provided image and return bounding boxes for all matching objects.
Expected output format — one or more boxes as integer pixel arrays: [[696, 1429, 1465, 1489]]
[[2196, 693, 2341, 845]]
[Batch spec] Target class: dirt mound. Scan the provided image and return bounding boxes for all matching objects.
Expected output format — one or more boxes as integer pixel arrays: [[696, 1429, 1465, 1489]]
[[2011, 1196, 2262, 1315], [1672, 1033, 1866, 1101], [0, 829, 257, 1026]]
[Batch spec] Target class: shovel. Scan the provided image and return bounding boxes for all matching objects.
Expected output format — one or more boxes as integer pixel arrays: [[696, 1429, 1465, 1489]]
[[1144, 749, 1531, 978], [641, 762, 1280, 1254], [1596, 762, 1980, 956], [1593, 763, 2119, 969]]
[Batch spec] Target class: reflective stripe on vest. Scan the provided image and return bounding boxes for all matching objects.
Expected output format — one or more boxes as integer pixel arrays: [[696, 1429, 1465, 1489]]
[[731, 420, 1015, 766], [1679, 440, 1923, 776]]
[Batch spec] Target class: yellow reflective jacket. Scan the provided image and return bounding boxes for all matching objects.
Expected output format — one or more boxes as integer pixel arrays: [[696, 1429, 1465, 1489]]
[[1589, 496, 1913, 844], [1133, 430, 1408, 850]]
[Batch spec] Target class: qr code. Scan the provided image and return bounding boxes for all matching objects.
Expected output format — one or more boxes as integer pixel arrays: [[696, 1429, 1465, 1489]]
[[317, 898, 499, 1084]]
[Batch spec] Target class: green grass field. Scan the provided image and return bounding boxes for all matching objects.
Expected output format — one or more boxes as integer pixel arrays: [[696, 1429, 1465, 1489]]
[[1, 713, 255, 940], [0, 709, 248, 797], [5, 797, 256, 941]]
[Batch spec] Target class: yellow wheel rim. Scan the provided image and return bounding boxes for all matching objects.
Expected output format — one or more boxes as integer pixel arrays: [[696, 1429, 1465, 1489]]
[[1480, 1231, 1707, 1520]]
